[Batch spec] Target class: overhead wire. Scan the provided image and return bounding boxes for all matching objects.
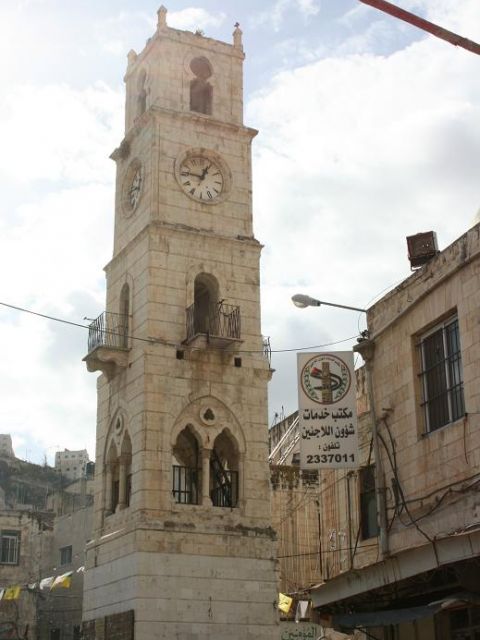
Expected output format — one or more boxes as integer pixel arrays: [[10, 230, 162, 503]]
[[0, 300, 360, 355]]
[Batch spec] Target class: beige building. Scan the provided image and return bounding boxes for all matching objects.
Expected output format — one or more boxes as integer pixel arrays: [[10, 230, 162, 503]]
[[55, 449, 90, 481], [83, 7, 278, 640], [0, 435, 14, 458], [296, 225, 480, 638], [0, 509, 52, 639]]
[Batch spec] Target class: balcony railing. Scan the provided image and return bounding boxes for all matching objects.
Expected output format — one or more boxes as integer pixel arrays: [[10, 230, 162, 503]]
[[185, 302, 241, 344], [87, 311, 129, 353]]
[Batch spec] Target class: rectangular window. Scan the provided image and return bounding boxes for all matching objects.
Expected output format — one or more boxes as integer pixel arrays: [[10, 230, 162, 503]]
[[419, 316, 465, 432], [359, 466, 378, 540], [60, 545, 72, 566], [1, 531, 20, 564]]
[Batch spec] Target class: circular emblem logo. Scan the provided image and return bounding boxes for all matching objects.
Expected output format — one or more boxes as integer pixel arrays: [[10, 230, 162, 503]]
[[301, 353, 351, 405]]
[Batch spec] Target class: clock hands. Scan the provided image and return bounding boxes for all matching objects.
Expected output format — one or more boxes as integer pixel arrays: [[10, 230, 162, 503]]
[[184, 164, 211, 182]]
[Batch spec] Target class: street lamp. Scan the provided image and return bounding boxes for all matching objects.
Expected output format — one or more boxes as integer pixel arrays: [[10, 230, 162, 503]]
[[291, 293, 366, 314], [291, 292, 389, 559]]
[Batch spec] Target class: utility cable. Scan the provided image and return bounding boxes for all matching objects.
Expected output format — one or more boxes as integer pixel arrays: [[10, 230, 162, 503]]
[[0, 300, 359, 355]]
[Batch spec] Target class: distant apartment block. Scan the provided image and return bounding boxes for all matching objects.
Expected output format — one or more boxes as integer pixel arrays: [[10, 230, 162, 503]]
[[54, 449, 90, 481]]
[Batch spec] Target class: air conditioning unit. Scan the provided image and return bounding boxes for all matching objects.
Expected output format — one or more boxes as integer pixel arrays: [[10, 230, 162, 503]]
[[406, 231, 438, 268]]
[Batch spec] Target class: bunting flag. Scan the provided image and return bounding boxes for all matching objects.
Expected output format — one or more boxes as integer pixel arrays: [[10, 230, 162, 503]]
[[3, 586, 21, 600], [76, 566, 85, 573], [40, 576, 55, 590], [51, 571, 73, 590], [278, 593, 293, 614]]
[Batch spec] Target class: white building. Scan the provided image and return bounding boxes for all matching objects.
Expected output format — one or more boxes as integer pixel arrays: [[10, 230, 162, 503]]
[[54, 449, 90, 481]]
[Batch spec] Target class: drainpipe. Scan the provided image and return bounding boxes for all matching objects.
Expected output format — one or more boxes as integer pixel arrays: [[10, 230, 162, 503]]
[[353, 338, 389, 559]]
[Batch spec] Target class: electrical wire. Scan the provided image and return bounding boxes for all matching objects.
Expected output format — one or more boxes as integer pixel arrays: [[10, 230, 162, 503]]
[[0, 300, 360, 355], [277, 542, 378, 559]]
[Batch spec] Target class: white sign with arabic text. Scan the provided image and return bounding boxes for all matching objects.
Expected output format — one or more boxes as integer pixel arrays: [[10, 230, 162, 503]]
[[298, 351, 359, 469]]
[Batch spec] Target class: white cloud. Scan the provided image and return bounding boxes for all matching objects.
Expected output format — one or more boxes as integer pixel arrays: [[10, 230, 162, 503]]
[[248, 1, 480, 416], [251, 0, 320, 32], [168, 8, 227, 32], [0, 83, 123, 184]]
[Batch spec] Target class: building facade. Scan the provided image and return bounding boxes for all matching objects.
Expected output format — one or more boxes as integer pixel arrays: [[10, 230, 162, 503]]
[[54, 450, 90, 482], [0, 435, 14, 458], [83, 8, 278, 640], [310, 224, 480, 639]]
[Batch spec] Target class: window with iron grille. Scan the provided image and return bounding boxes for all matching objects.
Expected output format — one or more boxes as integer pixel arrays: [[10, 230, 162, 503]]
[[60, 545, 72, 566], [1, 531, 20, 564], [359, 466, 378, 540], [419, 316, 464, 432], [172, 466, 199, 504]]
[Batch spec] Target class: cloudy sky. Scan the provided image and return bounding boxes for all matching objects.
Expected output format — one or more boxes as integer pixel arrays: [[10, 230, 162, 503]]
[[0, 0, 479, 464]]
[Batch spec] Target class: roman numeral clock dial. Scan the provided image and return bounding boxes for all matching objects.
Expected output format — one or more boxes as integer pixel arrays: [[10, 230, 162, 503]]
[[176, 152, 229, 204]]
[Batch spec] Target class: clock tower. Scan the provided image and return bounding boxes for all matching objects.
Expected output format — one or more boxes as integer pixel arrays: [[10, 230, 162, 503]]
[[83, 7, 278, 640]]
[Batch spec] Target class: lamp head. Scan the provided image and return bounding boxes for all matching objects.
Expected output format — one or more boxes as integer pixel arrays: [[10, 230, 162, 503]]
[[291, 294, 321, 308]]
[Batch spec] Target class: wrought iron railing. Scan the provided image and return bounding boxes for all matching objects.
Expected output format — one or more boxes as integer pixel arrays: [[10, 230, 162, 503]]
[[87, 311, 129, 353], [172, 465, 199, 505], [211, 470, 238, 508], [186, 301, 241, 342]]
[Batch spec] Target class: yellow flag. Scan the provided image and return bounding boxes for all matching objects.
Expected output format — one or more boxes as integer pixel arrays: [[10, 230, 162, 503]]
[[278, 592, 293, 614], [4, 586, 21, 600], [51, 572, 73, 589]]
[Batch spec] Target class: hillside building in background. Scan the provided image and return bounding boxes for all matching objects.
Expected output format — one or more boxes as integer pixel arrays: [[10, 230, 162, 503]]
[[83, 7, 278, 640], [55, 449, 90, 481], [0, 434, 14, 458]]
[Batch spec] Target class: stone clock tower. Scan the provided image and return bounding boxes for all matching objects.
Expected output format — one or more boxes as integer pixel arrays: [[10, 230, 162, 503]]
[[83, 7, 278, 640]]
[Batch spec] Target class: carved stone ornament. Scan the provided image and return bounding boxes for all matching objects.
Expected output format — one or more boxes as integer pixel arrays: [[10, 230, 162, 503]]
[[200, 406, 216, 426]]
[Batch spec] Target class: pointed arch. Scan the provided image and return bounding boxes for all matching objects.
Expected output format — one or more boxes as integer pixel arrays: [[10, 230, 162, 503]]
[[189, 57, 213, 115], [193, 272, 219, 335], [210, 429, 239, 508], [119, 282, 130, 348], [172, 425, 201, 504], [137, 68, 147, 117]]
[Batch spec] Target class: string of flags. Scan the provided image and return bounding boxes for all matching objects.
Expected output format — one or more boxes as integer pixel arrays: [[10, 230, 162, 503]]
[[0, 567, 84, 601]]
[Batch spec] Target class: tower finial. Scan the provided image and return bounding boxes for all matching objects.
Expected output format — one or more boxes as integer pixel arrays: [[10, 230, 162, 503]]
[[157, 5, 168, 30], [233, 22, 243, 49]]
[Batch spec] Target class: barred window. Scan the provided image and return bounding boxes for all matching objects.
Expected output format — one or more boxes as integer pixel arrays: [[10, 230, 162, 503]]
[[419, 316, 464, 432], [1, 531, 20, 564]]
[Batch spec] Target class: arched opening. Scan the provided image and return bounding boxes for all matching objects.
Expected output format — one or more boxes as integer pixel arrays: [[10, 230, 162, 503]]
[[210, 430, 239, 508], [105, 441, 119, 514], [189, 57, 213, 115], [172, 426, 200, 504], [120, 433, 132, 508], [137, 69, 147, 117], [119, 283, 130, 348], [193, 273, 219, 335]]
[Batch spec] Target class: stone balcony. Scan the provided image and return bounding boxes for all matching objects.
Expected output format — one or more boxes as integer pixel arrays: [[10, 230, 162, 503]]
[[83, 311, 130, 380]]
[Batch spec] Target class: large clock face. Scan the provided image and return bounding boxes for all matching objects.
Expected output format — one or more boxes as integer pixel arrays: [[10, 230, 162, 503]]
[[179, 156, 224, 202]]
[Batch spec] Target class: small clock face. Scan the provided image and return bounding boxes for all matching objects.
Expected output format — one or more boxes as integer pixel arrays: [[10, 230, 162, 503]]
[[123, 160, 143, 216], [179, 156, 224, 202], [129, 168, 142, 210]]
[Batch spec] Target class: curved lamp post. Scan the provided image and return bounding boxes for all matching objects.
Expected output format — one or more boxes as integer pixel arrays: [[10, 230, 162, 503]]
[[291, 294, 366, 314]]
